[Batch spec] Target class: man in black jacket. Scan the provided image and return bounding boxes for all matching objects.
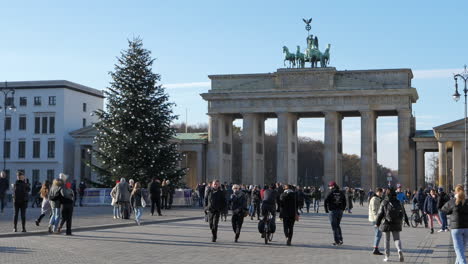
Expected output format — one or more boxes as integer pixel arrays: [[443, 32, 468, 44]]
[[205, 179, 226, 242], [324, 181, 346, 246], [0, 171, 9, 213], [280, 184, 298, 246], [251, 186, 261, 220], [230, 184, 247, 242], [148, 178, 162, 216], [437, 187, 450, 232], [12, 171, 30, 232]]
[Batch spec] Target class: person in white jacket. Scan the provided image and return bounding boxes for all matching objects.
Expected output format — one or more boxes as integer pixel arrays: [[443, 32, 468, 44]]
[[369, 187, 384, 255]]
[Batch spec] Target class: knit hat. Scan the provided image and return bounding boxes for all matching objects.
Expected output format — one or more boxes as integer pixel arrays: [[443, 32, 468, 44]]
[[328, 181, 337, 187]]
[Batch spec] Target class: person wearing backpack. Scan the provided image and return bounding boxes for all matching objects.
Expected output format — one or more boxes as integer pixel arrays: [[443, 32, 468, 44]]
[[369, 187, 384, 255], [324, 181, 347, 246], [12, 171, 30, 232], [376, 188, 409, 262]]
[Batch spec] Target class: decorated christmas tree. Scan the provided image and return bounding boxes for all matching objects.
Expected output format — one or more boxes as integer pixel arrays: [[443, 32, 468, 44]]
[[91, 38, 183, 187]]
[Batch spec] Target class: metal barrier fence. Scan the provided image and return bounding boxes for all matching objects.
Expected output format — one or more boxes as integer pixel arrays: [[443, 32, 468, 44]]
[[82, 188, 194, 206]]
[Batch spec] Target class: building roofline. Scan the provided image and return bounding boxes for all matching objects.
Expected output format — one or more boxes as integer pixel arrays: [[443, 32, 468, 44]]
[[0, 80, 104, 98]]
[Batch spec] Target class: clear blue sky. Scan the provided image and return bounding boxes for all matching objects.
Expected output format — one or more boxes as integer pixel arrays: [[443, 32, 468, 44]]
[[1, 0, 467, 173]]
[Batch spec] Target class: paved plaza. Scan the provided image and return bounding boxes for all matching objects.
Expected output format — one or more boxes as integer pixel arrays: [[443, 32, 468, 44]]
[[0, 204, 461, 264]]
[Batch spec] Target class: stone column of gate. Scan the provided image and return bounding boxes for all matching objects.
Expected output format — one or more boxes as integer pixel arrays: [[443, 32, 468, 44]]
[[452, 141, 463, 186], [276, 112, 298, 185], [360, 110, 377, 191], [207, 114, 234, 184], [398, 109, 412, 189], [242, 113, 265, 186], [416, 149, 425, 189], [324, 111, 343, 187], [438, 142, 447, 188]]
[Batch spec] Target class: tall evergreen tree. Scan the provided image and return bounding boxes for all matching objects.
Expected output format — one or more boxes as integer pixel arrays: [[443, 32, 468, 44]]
[[91, 38, 183, 187]]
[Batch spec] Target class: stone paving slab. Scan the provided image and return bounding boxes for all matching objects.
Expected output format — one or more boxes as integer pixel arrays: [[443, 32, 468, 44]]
[[0, 204, 462, 264]]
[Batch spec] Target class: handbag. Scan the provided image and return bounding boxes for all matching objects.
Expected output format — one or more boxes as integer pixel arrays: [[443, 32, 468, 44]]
[[141, 195, 147, 207]]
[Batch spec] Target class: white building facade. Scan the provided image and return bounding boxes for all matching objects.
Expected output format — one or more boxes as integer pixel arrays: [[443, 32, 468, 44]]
[[0, 80, 103, 185]]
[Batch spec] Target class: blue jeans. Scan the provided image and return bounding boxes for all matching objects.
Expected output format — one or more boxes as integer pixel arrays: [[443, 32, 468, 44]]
[[134, 207, 142, 222], [372, 221, 382, 247], [439, 211, 448, 230], [329, 210, 343, 243], [314, 199, 320, 211], [113, 206, 120, 218], [451, 229, 468, 264], [49, 207, 61, 231]]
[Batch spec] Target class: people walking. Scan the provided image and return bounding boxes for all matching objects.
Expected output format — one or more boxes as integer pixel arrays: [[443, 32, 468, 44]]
[[441, 184, 468, 264], [205, 179, 226, 242], [166, 180, 175, 209], [346, 187, 353, 213], [78, 181, 86, 207], [130, 182, 144, 225], [197, 183, 206, 207], [437, 187, 450, 232], [0, 171, 9, 213], [424, 189, 443, 234], [58, 178, 74, 235], [296, 186, 305, 214], [161, 180, 169, 209], [110, 181, 120, 219], [230, 184, 247, 242], [12, 171, 30, 232], [313, 187, 321, 213], [148, 177, 162, 216], [251, 186, 261, 220], [304, 187, 312, 213], [368, 187, 384, 255], [376, 188, 409, 262], [280, 184, 298, 246], [412, 188, 428, 228], [116, 178, 131, 219], [324, 181, 346, 246], [48, 177, 63, 233], [35, 180, 51, 226]]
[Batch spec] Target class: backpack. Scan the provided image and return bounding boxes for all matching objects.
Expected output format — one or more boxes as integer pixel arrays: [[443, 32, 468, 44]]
[[385, 201, 402, 223]]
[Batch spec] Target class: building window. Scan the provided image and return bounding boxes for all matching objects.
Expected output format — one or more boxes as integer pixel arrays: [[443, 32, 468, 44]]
[[48, 96, 56, 106], [19, 97, 27, 106], [3, 141, 10, 158], [34, 117, 40, 134], [82, 118, 87, 128], [5, 97, 14, 107], [34, 96, 41, 106], [18, 141, 26, 158], [47, 169, 54, 182], [19, 116, 26, 130], [5, 117, 11, 131], [83, 103, 87, 112], [33, 140, 40, 158], [49, 116, 55, 134], [42, 117, 48, 134], [32, 169, 40, 184], [47, 141, 55, 158]]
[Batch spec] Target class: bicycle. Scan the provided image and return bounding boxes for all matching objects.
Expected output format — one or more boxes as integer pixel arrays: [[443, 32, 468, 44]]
[[410, 209, 427, 228], [263, 211, 274, 244]]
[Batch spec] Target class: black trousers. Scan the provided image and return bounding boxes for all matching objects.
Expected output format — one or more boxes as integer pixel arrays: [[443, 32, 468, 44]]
[[0, 195, 6, 212], [283, 216, 295, 240], [13, 202, 27, 229], [208, 211, 221, 237], [252, 202, 261, 218], [151, 197, 162, 215], [231, 213, 244, 234], [59, 205, 73, 235], [161, 196, 168, 209]]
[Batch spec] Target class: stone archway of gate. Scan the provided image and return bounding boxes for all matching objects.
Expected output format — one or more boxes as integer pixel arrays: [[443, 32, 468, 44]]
[[201, 67, 418, 190]]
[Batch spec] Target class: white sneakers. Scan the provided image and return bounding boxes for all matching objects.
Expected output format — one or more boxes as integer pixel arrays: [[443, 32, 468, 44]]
[[383, 251, 404, 262], [383, 256, 389, 262]]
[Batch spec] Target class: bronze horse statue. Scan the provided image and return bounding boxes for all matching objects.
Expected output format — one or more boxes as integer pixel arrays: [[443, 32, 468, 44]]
[[283, 46, 296, 68]]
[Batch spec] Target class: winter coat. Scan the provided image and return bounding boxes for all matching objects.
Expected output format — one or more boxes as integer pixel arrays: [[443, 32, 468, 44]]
[[0, 178, 9, 197], [376, 198, 408, 232], [13, 180, 30, 204], [304, 190, 312, 203], [262, 189, 277, 206], [368, 195, 382, 222], [205, 188, 226, 212], [441, 198, 468, 229], [280, 190, 298, 219], [437, 192, 451, 210], [148, 181, 161, 199], [413, 190, 426, 210], [116, 182, 130, 203], [296, 190, 305, 206], [313, 190, 322, 200], [161, 185, 169, 197], [130, 189, 143, 208], [423, 195, 439, 215], [346, 191, 353, 209], [230, 191, 247, 216], [324, 187, 347, 213], [49, 184, 63, 208], [251, 189, 261, 204], [61, 187, 75, 206]]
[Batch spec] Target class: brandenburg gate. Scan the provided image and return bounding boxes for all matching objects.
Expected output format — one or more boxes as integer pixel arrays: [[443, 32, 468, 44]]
[[201, 67, 419, 190]]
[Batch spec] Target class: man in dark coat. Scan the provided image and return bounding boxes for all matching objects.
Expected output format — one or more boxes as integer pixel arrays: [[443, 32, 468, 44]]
[[12, 171, 30, 232], [412, 188, 428, 228], [324, 181, 346, 246], [0, 171, 9, 213], [230, 184, 247, 242], [280, 184, 298, 246], [251, 186, 261, 220], [78, 181, 86, 207], [376, 188, 409, 262], [205, 179, 226, 242], [437, 187, 450, 232], [197, 183, 206, 207], [148, 177, 162, 216]]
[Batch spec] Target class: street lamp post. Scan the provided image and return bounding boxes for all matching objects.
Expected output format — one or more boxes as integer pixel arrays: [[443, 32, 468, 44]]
[[0, 81, 16, 172], [452, 65, 468, 193]]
